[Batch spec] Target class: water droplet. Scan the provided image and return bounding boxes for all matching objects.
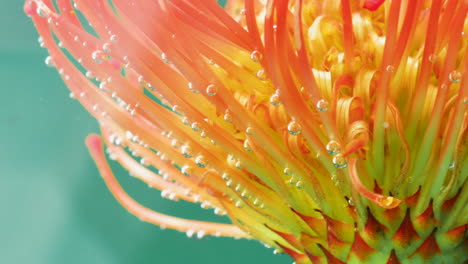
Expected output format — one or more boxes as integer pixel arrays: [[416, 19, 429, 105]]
[[226, 180, 233, 188], [222, 173, 230, 181], [245, 126, 254, 135], [44, 56, 54, 67], [235, 160, 242, 169], [269, 93, 281, 106], [253, 198, 261, 206], [250, 50, 262, 62], [196, 230, 206, 239], [316, 99, 329, 111], [161, 189, 170, 199], [448, 160, 455, 169], [206, 84, 217, 96], [214, 208, 226, 215], [288, 177, 296, 185], [86, 71, 95, 79], [195, 155, 208, 168], [182, 117, 190, 125], [379, 196, 396, 207], [224, 111, 233, 122], [256, 69, 266, 80], [200, 131, 207, 138], [295, 181, 303, 189], [102, 42, 111, 53], [186, 230, 195, 238], [326, 140, 341, 155], [36, 6, 47, 17], [428, 54, 436, 63], [449, 70, 461, 83], [200, 201, 210, 210], [287, 121, 302, 135], [92, 50, 105, 64], [161, 53, 171, 64], [243, 139, 253, 152], [172, 105, 180, 113], [386, 65, 395, 72], [140, 158, 148, 166], [284, 167, 291, 175], [181, 145, 193, 158], [191, 122, 201, 132], [332, 155, 348, 169], [181, 165, 193, 176], [110, 34, 119, 43]]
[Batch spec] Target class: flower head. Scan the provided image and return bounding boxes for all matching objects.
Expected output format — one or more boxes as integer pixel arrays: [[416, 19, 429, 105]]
[[25, 0, 467, 263]]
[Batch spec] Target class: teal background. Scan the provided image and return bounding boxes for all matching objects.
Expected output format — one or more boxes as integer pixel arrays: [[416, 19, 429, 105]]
[[0, 1, 290, 264]]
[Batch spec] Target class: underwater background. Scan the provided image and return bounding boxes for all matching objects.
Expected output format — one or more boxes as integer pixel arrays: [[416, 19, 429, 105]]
[[0, 1, 289, 263]]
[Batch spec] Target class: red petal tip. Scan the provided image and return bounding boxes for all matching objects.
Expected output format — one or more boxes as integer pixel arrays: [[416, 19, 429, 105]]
[[363, 0, 386, 11]]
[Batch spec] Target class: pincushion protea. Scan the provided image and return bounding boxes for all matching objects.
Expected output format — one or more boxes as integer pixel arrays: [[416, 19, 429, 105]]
[[24, 0, 467, 263]]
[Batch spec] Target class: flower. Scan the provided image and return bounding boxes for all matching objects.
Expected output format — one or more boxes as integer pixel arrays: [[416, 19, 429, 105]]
[[25, 0, 467, 263]]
